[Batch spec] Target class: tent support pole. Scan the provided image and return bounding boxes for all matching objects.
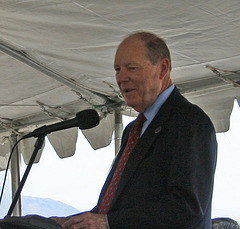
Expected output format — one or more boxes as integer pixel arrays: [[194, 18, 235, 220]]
[[114, 111, 123, 155], [9, 133, 22, 216]]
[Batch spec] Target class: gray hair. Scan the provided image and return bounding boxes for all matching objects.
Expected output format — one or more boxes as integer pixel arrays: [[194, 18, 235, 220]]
[[212, 218, 240, 229], [125, 31, 172, 70]]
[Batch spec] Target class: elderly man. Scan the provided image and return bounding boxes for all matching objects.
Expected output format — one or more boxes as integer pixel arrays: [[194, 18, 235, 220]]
[[54, 31, 217, 229]]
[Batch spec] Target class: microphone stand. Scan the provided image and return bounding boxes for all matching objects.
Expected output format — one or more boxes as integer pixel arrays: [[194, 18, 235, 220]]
[[7, 136, 45, 216]]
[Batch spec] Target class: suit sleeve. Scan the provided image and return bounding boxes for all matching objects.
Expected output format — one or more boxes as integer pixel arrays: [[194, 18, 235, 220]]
[[106, 109, 217, 228]]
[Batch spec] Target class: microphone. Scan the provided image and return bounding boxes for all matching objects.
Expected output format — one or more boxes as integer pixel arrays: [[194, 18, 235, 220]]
[[22, 109, 100, 139]]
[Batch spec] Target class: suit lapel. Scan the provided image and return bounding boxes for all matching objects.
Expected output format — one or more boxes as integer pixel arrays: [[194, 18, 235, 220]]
[[109, 87, 180, 210]]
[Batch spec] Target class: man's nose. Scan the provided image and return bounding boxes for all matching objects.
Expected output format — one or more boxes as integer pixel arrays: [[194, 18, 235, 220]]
[[117, 69, 129, 82]]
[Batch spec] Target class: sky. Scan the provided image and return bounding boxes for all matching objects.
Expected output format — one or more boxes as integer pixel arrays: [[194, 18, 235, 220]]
[[1, 100, 239, 222]]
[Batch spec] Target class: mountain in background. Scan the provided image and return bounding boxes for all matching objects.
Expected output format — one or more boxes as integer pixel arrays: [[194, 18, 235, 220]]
[[22, 196, 81, 217]]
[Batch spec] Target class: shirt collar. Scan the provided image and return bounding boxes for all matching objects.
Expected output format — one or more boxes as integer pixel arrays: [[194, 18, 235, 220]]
[[144, 84, 175, 123]]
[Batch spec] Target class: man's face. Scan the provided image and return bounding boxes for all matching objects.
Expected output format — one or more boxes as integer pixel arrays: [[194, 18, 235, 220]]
[[114, 38, 164, 113]]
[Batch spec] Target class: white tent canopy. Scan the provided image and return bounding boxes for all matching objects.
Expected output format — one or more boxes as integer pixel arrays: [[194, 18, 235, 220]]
[[0, 0, 240, 169]]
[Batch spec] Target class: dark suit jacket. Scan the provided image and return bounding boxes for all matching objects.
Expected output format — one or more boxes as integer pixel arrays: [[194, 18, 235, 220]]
[[92, 87, 217, 229]]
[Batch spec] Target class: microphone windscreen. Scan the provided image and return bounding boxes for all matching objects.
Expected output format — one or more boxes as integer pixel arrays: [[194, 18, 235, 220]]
[[76, 109, 100, 130]]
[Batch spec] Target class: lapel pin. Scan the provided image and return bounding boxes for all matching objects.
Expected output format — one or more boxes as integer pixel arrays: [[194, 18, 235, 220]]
[[155, 126, 162, 134]]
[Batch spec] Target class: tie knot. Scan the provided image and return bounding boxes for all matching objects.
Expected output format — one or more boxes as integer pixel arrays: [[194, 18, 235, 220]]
[[135, 113, 146, 126]]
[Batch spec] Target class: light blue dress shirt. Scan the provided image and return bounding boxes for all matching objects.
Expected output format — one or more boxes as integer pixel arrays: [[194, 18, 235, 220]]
[[141, 84, 175, 135]]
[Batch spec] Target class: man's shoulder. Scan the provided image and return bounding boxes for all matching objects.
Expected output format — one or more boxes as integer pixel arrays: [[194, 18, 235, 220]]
[[169, 88, 215, 128]]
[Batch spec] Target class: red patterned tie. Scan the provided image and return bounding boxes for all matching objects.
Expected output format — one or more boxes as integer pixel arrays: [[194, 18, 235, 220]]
[[98, 113, 146, 214]]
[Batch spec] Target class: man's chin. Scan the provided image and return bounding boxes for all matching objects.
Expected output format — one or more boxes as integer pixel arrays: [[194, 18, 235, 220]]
[[126, 103, 143, 113]]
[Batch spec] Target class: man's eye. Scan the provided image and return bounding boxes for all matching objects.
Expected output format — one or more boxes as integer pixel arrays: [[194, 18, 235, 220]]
[[128, 66, 138, 71], [114, 67, 120, 72]]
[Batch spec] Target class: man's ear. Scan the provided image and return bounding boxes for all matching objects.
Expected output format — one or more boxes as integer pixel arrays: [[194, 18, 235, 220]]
[[159, 58, 170, 79]]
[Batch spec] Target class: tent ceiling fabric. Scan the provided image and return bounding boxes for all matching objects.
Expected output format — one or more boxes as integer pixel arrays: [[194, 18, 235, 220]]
[[0, 0, 240, 169]]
